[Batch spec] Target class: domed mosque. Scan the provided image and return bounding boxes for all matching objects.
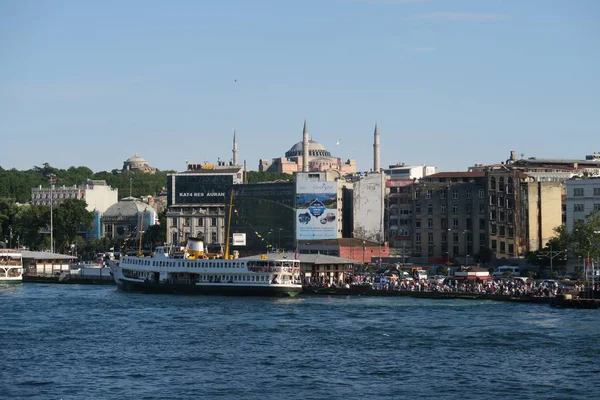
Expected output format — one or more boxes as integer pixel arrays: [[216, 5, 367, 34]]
[[258, 120, 356, 174], [122, 154, 157, 174], [101, 197, 157, 239]]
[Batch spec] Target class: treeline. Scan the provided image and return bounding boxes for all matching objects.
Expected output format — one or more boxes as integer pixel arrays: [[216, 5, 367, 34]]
[[0, 163, 173, 203], [0, 163, 292, 203]]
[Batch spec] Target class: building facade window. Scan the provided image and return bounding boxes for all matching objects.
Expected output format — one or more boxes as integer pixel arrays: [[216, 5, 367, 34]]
[[428, 219, 433, 228], [594, 188, 600, 196], [466, 189, 472, 199], [573, 188, 584, 197], [452, 190, 458, 199], [453, 218, 459, 228], [574, 204, 585, 212], [428, 233, 434, 243], [479, 189, 484, 199]]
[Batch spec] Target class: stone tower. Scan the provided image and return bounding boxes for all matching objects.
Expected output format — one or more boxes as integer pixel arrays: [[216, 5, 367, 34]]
[[232, 130, 238, 166], [302, 119, 309, 172], [373, 123, 380, 173]]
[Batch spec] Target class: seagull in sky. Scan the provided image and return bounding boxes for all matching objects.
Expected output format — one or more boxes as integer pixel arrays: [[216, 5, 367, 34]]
[[336, 138, 341, 145]]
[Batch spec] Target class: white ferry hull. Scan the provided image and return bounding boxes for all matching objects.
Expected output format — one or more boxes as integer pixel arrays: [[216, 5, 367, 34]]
[[110, 263, 302, 297], [0, 277, 23, 284]]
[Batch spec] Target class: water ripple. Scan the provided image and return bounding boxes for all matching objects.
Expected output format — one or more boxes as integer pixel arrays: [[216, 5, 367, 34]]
[[1, 285, 599, 399]]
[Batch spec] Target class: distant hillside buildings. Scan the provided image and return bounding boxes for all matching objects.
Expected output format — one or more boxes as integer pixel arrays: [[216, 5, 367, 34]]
[[122, 154, 156, 174]]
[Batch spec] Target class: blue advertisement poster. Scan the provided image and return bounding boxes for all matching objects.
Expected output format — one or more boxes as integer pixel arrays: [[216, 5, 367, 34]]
[[295, 181, 338, 240]]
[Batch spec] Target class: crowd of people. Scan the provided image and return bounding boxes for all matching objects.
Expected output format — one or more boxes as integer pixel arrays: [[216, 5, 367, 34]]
[[303, 274, 593, 298]]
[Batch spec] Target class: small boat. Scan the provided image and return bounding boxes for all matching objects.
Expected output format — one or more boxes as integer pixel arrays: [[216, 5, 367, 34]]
[[0, 250, 23, 284]]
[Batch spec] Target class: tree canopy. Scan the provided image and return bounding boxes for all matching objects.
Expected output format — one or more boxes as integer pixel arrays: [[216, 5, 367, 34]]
[[0, 163, 174, 203]]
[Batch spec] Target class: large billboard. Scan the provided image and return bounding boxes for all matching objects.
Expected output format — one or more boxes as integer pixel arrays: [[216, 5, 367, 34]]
[[295, 181, 338, 240], [167, 174, 233, 206]]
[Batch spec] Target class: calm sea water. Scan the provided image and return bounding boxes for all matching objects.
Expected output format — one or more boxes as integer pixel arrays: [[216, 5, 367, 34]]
[[1, 284, 599, 400]]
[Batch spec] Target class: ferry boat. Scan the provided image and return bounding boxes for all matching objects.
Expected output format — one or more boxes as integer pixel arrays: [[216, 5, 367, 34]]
[[0, 250, 23, 284], [110, 238, 302, 297]]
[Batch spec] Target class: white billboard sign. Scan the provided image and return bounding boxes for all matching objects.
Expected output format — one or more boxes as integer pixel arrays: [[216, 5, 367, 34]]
[[232, 233, 246, 246], [295, 181, 338, 240]]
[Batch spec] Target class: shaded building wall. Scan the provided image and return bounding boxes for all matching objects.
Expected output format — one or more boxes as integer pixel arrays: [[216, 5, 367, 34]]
[[527, 181, 563, 251], [352, 172, 385, 242], [412, 177, 487, 264], [341, 185, 354, 238], [230, 182, 295, 255], [487, 169, 524, 259]]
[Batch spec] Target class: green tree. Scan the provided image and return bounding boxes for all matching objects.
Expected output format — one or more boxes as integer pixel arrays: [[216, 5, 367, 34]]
[[0, 198, 19, 241], [474, 247, 493, 264], [246, 171, 292, 183], [15, 204, 49, 250], [52, 199, 94, 253], [570, 210, 600, 261]]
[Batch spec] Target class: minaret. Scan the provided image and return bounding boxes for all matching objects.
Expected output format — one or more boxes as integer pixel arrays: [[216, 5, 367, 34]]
[[373, 123, 380, 172], [232, 130, 238, 166], [302, 119, 309, 172]]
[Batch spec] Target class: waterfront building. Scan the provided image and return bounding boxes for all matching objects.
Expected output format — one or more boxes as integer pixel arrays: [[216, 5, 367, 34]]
[[382, 163, 436, 180], [470, 150, 600, 178], [386, 178, 414, 258], [485, 167, 562, 259], [230, 182, 296, 255], [298, 238, 388, 265], [352, 172, 385, 243], [122, 154, 157, 174], [165, 159, 243, 247], [565, 178, 600, 233], [258, 120, 356, 174], [411, 172, 488, 265], [101, 197, 157, 239], [32, 179, 119, 240], [31, 179, 118, 213], [20, 250, 76, 276]]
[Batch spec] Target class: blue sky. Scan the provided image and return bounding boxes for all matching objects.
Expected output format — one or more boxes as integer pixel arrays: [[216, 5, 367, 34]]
[[1, 0, 598, 173]]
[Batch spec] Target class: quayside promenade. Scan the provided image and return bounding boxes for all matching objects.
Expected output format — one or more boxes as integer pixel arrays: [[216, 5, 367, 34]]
[[303, 276, 600, 308]]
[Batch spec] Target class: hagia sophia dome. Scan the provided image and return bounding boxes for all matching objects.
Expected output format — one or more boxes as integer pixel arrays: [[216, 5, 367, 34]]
[[258, 121, 356, 174], [285, 140, 332, 158]]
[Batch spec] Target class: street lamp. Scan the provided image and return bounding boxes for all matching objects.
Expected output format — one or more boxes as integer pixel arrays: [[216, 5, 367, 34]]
[[278, 228, 282, 251], [446, 228, 452, 263], [362, 240, 366, 265], [463, 230, 468, 266]]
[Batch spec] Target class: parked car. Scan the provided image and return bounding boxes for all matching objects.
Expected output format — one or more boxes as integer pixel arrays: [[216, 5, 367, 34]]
[[492, 266, 520, 278]]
